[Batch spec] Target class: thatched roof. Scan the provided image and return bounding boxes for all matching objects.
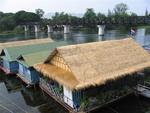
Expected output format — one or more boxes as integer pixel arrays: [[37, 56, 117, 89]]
[[34, 38, 150, 90]]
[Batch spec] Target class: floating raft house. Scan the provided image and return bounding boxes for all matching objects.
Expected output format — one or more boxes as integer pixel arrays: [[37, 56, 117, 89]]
[[34, 38, 150, 113], [0, 38, 53, 74], [17, 41, 67, 85], [0, 41, 67, 75]]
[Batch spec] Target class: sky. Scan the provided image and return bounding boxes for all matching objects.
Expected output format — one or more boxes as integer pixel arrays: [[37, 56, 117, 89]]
[[0, 0, 150, 16]]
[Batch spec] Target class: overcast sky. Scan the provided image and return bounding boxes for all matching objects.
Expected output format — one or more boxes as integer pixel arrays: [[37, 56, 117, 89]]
[[0, 0, 150, 15]]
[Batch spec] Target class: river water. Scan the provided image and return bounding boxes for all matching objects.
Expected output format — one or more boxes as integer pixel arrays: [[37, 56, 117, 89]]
[[0, 27, 150, 113]]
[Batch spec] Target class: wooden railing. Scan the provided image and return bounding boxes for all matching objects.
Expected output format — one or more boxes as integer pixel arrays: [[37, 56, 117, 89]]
[[40, 78, 80, 111]]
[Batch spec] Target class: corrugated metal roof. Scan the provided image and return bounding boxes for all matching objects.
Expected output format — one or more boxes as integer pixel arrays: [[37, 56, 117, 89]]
[[1, 41, 68, 62], [18, 51, 50, 67]]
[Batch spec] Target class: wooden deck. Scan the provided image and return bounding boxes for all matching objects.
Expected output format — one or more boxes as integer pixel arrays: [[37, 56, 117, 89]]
[[16, 73, 37, 87], [39, 84, 79, 113], [40, 82, 133, 113]]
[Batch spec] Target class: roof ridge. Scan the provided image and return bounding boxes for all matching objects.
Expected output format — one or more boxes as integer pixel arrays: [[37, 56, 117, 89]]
[[56, 37, 133, 50]]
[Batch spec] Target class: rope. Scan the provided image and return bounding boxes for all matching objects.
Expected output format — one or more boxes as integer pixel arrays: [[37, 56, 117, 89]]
[[106, 106, 119, 113], [0, 93, 28, 113], [0, 104, 14, 113]]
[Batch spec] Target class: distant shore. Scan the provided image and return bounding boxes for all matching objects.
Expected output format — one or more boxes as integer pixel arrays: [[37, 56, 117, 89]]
[[0, 30, 24, 35]]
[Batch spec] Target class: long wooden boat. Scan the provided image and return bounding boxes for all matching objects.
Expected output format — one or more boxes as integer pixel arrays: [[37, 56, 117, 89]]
[[136, 83, 150, 98]]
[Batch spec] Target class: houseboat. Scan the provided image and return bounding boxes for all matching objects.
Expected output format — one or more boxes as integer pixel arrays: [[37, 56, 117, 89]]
[[0, 38, 53, 63], [16, 42, 67, 86], [34, 38, 150, 113], [0, 41, 66, 75]]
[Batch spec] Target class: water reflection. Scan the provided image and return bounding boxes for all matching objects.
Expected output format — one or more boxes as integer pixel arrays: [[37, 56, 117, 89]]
[[4, 76, 21, 93], [135, 28, 146, 46], [24, 32, 29, 39], [64, 33, 70, 41], [1, 72, 150, 113], [35, 32, 39, 39], [0, 72, 67, 113], [48, 32, 52, 38], [97, 35, 104, 41], [93, 95, 150, 113], [0, 27, 150, 47]]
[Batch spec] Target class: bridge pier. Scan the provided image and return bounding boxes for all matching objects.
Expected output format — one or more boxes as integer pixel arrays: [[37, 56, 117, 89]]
[[97, 25, 105, 35], [24, 25, 29, 32], [98, 35, 103, 41], [34, 25, 40, 33], [63, 25, 70, 34], [47, 25, 53, 33]]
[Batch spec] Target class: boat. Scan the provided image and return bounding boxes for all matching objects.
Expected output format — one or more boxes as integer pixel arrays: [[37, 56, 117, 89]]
[[136, 82, 150, 98]]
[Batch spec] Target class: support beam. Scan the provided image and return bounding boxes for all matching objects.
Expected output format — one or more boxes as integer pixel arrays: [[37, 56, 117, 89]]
[[34, 25, 40, 33], [63, 25, 70, 34], [48, 32, 52, 38], [47, 25, 53, 33], [98, 35, 103, 41], [97, 25, 105, 35], [35, 32, 38, 38], [64, 34, 70, 41], [135, 28, 145, 46], [23, 25, 29, 32]]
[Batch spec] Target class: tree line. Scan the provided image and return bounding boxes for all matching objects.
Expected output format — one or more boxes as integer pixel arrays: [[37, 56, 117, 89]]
[[0, 3, 150, 33]]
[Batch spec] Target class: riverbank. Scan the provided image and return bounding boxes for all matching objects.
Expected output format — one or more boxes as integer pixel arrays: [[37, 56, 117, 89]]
[[0, 26, 24, 35], [0, 30, 24, 35]]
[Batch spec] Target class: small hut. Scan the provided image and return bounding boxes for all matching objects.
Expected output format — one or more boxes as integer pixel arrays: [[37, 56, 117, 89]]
[[0, 41, 67, 75], [34, 38, 150, 112], [16, 42, 67, 85]]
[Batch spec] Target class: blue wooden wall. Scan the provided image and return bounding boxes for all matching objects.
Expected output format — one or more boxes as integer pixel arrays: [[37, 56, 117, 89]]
[[30, 68, 40, 84], [0, 59, 3, 66], [18, 63, 40, 84], [72, 90, 82, 108], [10, 61, 18, 73], [3, 59, 10, 70], [2, 59, 18, 73]]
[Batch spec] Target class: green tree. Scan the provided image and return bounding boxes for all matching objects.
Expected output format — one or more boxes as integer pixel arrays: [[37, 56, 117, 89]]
[[83, 8, 97, 27], [114, 3, 128, 16], [52, 12, 70, 25], [15, 11, 40, 24], [97, 13, 106, 24], [69, 16, 82, 26], [145, 8, 149, 16], [0, 14, 16, 31], [0, 11, 4, 18], [130, 12, 137, 17], [35, 8, 45, 18], [108, 9, 113, 17]]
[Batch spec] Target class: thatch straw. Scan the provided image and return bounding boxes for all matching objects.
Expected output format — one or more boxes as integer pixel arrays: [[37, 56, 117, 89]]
[[0, 38, 53, 53], [35, 64, 79, 89], [34, 38, 150, 90]]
